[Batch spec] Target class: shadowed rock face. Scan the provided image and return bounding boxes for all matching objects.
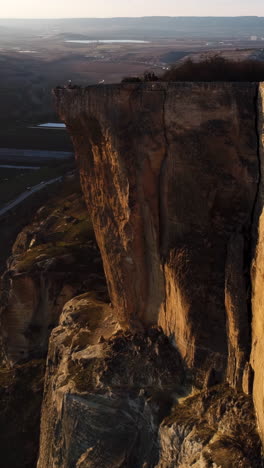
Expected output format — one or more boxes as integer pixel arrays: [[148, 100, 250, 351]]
[[55, 82, 260, 392]]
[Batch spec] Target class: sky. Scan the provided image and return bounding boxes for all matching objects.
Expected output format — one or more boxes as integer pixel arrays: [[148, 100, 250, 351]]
[[1, 0, 264, 19]]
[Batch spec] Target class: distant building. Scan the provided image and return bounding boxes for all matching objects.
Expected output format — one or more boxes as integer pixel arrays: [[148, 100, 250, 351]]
[[250, 36, 258, 41]]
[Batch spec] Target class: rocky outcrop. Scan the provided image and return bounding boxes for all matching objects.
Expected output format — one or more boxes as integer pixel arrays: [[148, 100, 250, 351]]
[[0, 179, 106, 468], [157, 385, 261, 467], [38, 294, 261, 468], [55, 82, 260, 392], [1, 184, 106, 365], [38, 294, 184, 468]]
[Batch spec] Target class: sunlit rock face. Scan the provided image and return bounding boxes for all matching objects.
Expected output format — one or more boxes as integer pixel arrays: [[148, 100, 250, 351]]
[[55, 82, 260, 392], [37, 294, 261, 468], [250, 82, 264, 443]]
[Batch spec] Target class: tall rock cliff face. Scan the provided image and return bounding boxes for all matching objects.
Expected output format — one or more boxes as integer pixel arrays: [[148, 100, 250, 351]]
[[55, 82, 259, 387], [51, 82, 264, 461]]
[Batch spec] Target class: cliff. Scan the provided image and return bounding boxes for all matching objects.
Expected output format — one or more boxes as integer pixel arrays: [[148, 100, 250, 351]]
[[10, 81, 262, 468], [41, 81, 264, 464], [55, 82, 260, 385]]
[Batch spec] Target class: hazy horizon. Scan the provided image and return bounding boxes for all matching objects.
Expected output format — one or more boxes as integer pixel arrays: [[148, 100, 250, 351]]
[[1, 0, 264, 19], [1, 15, 264, 19]]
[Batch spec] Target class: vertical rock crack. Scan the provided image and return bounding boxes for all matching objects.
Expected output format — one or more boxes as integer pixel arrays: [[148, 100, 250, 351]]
[[159, 84, 170, 261]]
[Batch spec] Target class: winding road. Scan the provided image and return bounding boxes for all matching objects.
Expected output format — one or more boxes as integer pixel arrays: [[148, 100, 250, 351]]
[[0, 176, 62, 217]]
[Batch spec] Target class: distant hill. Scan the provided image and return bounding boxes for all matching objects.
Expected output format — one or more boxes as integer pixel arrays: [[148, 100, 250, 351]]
[[0, 16, 264, 39]]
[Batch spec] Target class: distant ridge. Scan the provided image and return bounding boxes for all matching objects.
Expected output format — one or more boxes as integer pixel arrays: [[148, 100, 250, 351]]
[[0, 16, 264, 39]]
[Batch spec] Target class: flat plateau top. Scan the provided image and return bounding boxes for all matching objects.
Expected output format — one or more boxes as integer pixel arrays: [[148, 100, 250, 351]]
[[55, 81, 262, 92]]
